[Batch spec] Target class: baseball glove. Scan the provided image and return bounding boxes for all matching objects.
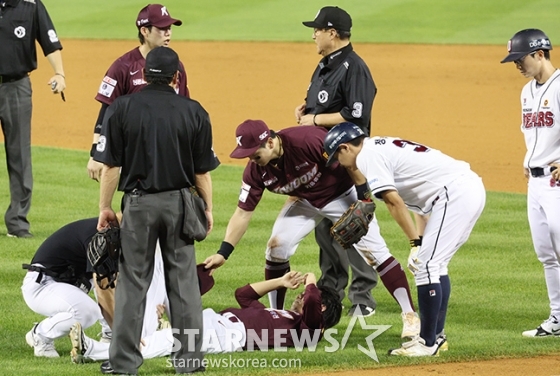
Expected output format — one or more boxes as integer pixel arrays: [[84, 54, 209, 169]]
[[87, 225, 121, 289], [331, 200, 376, 249]]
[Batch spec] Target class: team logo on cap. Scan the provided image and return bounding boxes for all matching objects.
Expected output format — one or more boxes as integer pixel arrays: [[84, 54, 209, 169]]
[[529, 38, 550, 48], [161, 6, 169, 16], [236, 136, 243, 146], [507, 40, 512, 52]]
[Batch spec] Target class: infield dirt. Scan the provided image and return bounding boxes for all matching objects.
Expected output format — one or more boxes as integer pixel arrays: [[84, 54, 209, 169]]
[[18, 40, 557, 375]]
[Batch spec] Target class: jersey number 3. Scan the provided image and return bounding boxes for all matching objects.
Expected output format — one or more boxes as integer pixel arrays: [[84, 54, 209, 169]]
[[393, 139, 430, 152], [352, 102, 363, 118]]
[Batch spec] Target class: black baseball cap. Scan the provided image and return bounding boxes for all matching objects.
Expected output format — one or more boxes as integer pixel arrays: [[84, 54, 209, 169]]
[[144, 46, 179, 77], [302, 6, 352, 32]]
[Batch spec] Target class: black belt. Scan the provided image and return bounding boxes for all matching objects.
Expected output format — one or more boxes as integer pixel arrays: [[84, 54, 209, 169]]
[[530, 167, 545, 177], [127, 188, 148, 196], [530, 166, 557, 177], [126, 188, 182, 196], [0, 74, 26, 84]]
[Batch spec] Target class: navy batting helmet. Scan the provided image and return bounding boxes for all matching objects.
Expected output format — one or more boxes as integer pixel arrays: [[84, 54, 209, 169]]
[[324, 122, 365, 166], [501, 28, 552, 63]]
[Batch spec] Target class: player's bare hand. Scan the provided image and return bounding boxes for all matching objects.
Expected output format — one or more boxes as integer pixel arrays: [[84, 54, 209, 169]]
[[303, 272, 317, 285], [98, 209, 117, 231], [295, 103, 306, 123], [523, 167, 530, 180], [299, 114, 315, 126], [87, 157, 103, 181], [204, 254, 226, 276], [156, 304, 166, 320], [47, 74, 66, 93], [281, 271, 303, 289]]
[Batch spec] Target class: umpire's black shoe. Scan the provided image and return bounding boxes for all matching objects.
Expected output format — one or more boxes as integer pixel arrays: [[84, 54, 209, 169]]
[[7, 230, 33, 238], [100, 361, 136, 375], [348, 304, 375, 317]]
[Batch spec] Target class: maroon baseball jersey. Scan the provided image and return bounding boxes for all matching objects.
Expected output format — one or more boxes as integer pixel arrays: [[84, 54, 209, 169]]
[[238, 126, 353, 211], [221, 284, 323, 348], [95, 47, 189, 105]]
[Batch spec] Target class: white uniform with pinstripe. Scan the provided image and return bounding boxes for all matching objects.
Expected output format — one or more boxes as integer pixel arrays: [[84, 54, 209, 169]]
[[521, 69, 560, 319], [356, 136, 486, 286]]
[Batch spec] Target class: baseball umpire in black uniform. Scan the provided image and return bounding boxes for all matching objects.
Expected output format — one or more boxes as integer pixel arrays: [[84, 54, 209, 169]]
[[295, 6, 378, 316], [0, 0, 66, 238], [95, 46, 220, 375]]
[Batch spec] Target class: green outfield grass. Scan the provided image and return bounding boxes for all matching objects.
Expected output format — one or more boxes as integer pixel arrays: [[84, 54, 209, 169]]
[[0, 147, 554, 375], [47, 0, 560, 43]]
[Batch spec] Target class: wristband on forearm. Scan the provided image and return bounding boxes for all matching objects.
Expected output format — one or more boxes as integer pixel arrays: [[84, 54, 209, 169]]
[[409, 238, 422, 247], [90, 143, 97, 158], [355, 183, 372, 201], [217, 241, 234, 260]]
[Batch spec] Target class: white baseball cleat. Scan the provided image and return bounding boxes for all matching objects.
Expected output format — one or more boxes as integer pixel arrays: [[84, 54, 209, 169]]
[[389, 337, 439, 357], [522, 315, 560, 337], [69, 322, 89, 364], [26, 323, 59, 358], [401, 312, 421, 338]]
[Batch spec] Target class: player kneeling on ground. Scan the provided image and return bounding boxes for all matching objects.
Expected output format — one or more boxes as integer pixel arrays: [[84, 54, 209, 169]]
[[22, 218, 112, 358], [324, 122, 486, 357]]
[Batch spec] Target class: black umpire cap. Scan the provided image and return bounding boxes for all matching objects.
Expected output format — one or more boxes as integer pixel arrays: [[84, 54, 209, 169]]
[[144, 46, 179, 77], [302, 6, 352, 32]]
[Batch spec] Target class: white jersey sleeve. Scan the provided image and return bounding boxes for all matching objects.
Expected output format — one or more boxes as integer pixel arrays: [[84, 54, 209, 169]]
[[356, 137, 473, 214], [521, 69, 560, 168]]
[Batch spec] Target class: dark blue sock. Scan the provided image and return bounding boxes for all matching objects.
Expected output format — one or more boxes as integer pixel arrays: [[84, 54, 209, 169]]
[[437, 275, 451, 335], [418, 283, 442, 347]]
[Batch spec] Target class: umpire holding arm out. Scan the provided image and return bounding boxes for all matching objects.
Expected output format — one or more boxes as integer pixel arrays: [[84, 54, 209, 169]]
[[0, 0, 66, 238], [295, 6, 378, 316], [94, 46, 220, 375]]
